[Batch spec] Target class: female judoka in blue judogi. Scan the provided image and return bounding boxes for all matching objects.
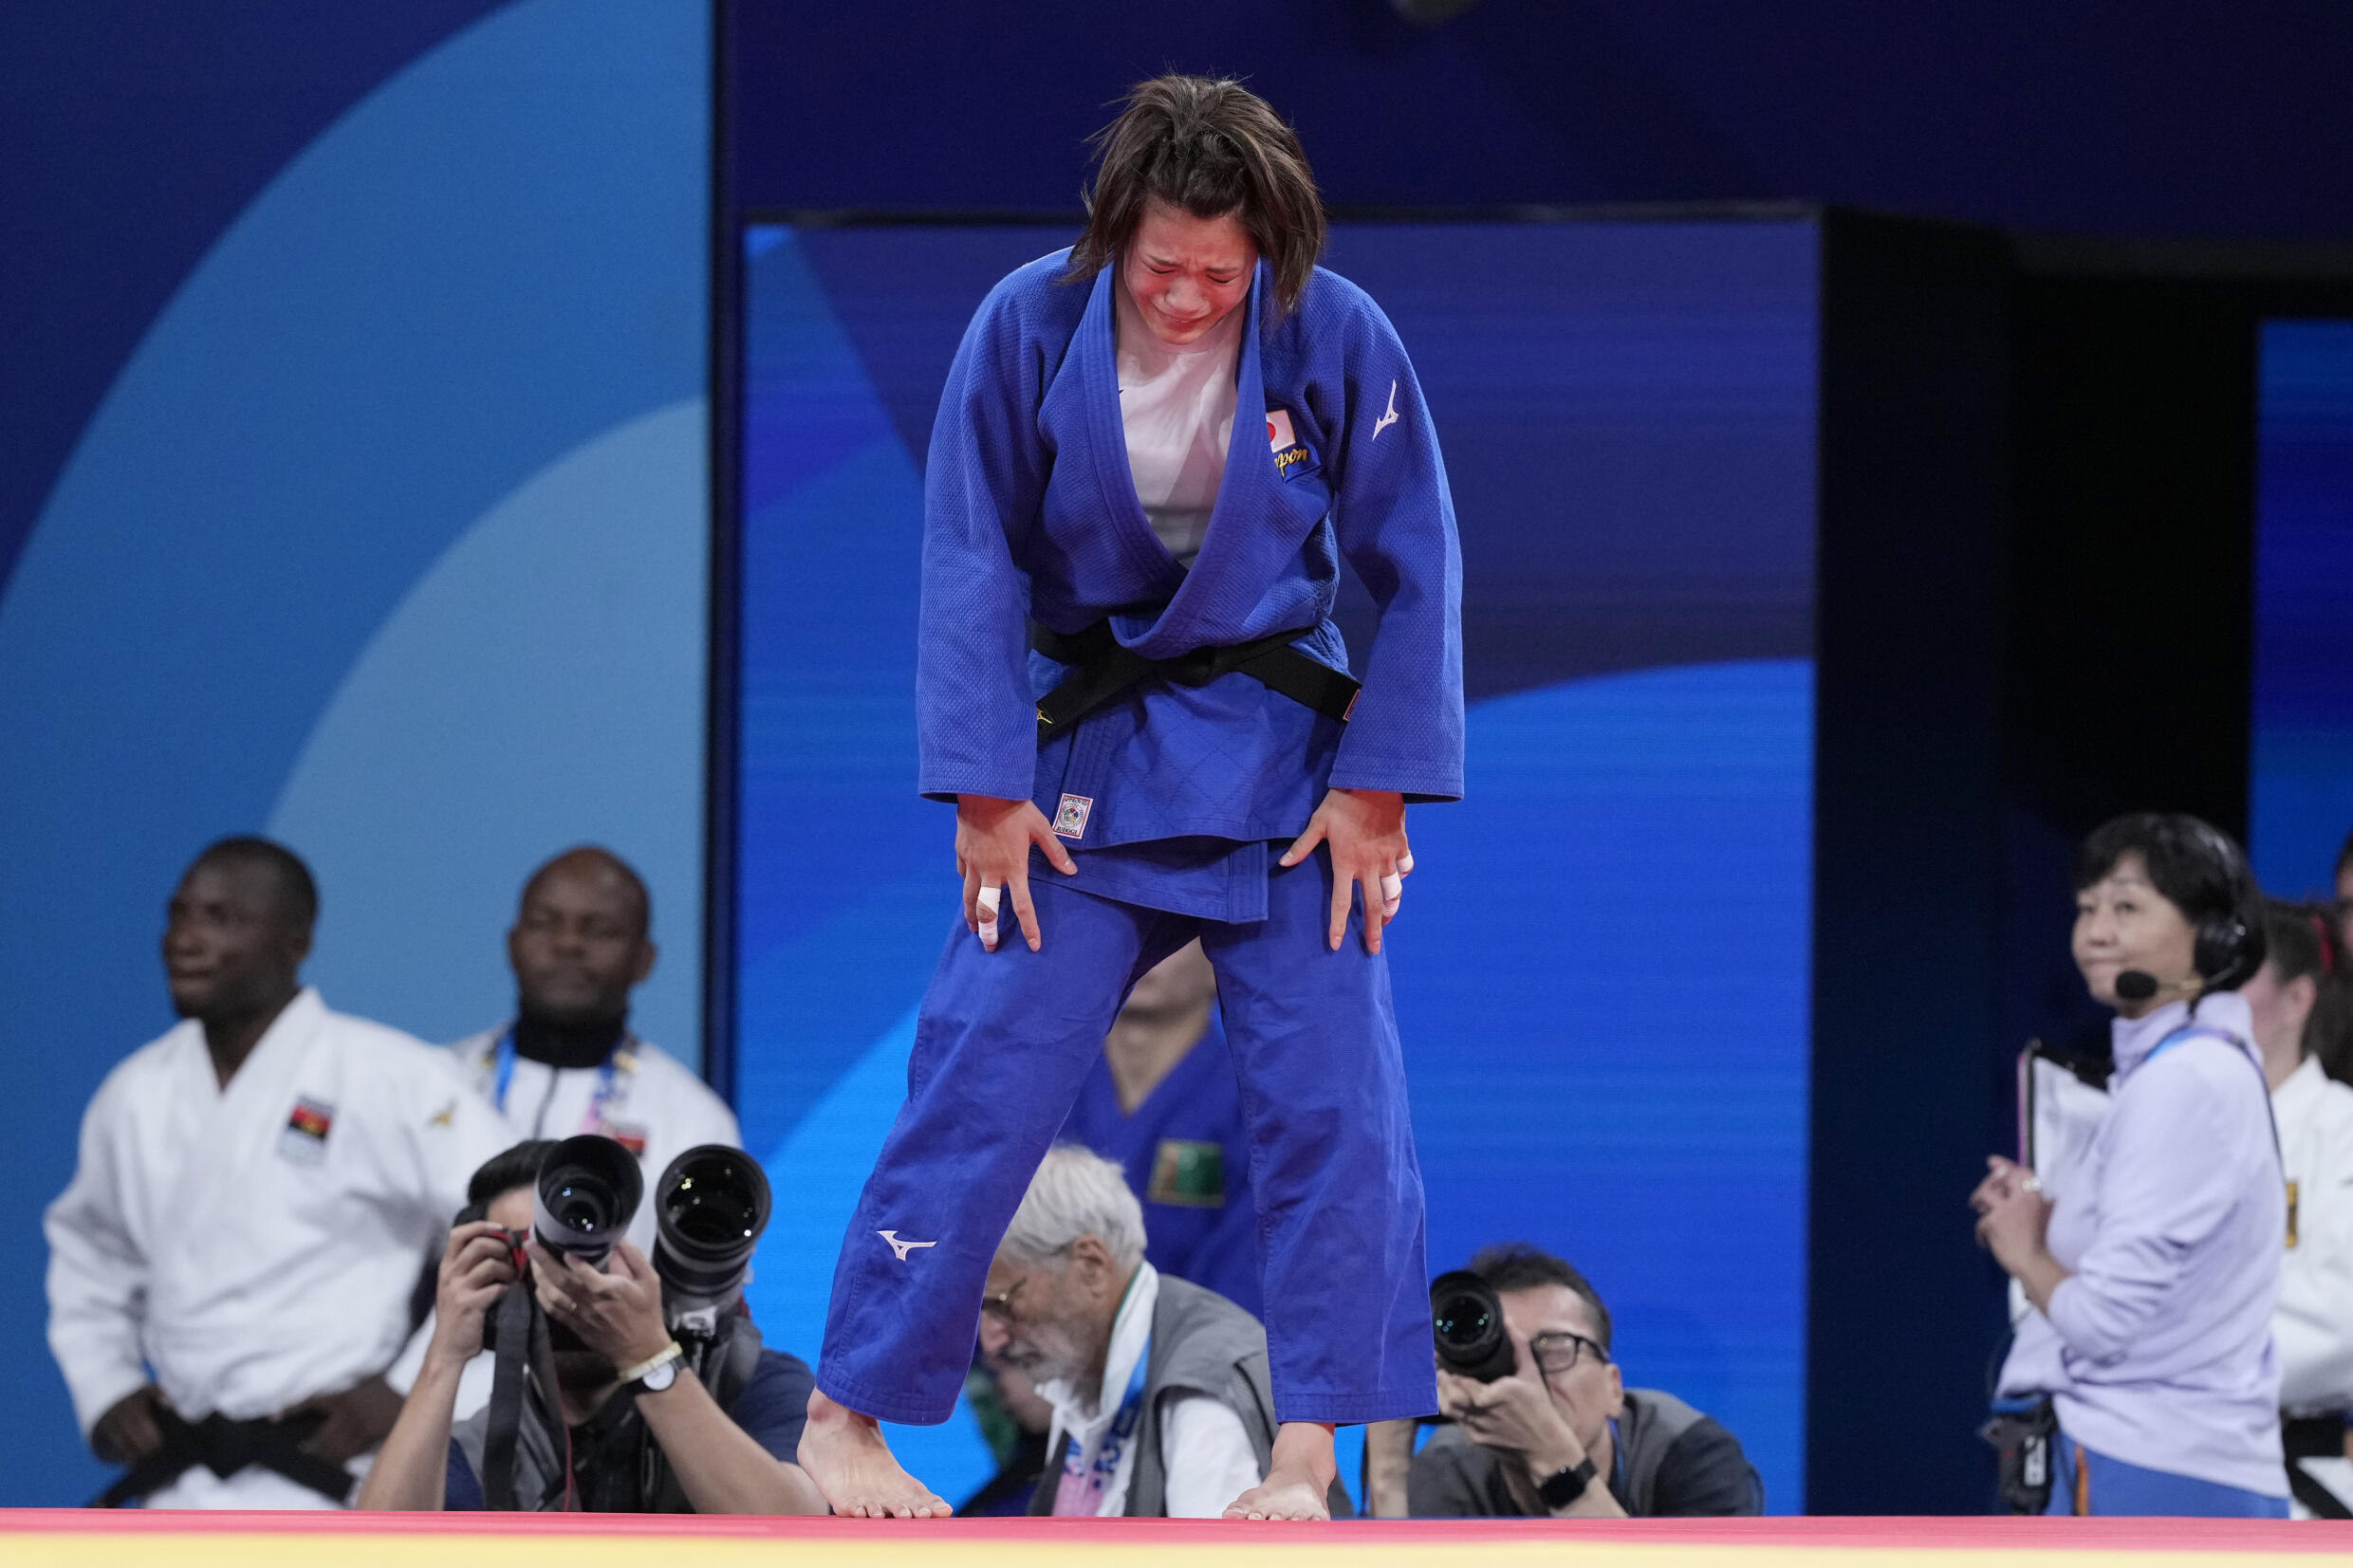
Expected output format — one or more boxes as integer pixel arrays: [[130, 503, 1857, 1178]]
[[796, 75, 1464, 1522]]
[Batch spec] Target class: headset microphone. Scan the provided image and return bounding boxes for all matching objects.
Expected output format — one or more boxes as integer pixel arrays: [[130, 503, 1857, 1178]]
[[2114, 970, 2160, 1003]]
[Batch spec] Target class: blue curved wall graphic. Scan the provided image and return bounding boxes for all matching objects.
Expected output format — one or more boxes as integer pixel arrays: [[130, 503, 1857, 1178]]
[[0, 0, 707, 1502], [270, 399, 708, 1052]]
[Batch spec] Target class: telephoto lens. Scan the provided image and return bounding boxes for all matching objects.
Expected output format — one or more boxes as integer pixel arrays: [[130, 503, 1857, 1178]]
[[531, 1134, 644, 1266], [1430, 1269, 1519, 1382], [652, 1144, 772, 1314]]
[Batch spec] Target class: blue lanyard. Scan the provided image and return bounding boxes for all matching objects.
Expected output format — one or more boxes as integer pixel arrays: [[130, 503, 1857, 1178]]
[[490, 1028, 626, 1127], [2143, 1024, 2204, 1065], [2139, 1017, 2282, 1166], [1065, 1332, 1154, 1494]]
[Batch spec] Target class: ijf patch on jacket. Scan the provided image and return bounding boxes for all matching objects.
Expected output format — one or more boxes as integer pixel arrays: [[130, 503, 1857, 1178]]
[[1146, 1139, 1226, 1208], [279, 1098, 334, 1165], [600, 1121, 649, 1157], [1266, 408, 1317, 481], [1052, 793, 1094, 839]]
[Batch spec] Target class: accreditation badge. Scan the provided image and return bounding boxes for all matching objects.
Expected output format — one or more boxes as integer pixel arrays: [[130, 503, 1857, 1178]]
[[1146, 1139, 1226, 1208]]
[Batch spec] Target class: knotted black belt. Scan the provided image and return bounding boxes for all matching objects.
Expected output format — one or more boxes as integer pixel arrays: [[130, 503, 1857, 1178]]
[[1030, 620, 1359, 744], [92, 1407, 355, 1507]]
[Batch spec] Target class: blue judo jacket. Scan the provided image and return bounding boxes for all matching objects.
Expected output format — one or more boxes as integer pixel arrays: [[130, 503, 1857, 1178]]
[[916, 249, 1464, 882]]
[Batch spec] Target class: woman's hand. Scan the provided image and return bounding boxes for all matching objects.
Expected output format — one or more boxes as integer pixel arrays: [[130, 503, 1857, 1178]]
[[1279, 788, 1411, 953], [955, 795, 1077, 952], [421, 1220, 520, 1378], [1973, 1155, 2066, 1309]]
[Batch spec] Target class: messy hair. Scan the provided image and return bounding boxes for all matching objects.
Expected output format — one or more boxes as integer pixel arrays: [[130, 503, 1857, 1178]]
[[1065, 74, 1325, 318]]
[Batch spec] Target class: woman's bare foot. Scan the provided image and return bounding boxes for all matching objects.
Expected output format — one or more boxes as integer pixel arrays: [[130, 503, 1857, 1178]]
[[1224, 1419, 1337, 1521], [796, 1390, 954, 1519]]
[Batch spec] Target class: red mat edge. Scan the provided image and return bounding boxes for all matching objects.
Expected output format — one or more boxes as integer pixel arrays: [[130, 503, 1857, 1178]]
[[0, 1511, 2346, 1551]]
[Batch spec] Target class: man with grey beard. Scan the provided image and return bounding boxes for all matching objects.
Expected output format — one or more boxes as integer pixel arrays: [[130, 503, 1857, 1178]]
[[972, 1146, 1331, 1518]]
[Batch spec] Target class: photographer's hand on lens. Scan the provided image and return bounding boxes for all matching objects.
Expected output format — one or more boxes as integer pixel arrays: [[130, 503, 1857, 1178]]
[[1435, 1323, 1586, 1480], [528, 1237, 676, 1370], [91, 1383, 170, 1466], [422, 1221, 523, 1379]]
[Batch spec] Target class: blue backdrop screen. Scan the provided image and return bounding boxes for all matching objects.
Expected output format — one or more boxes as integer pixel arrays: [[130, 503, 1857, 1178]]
[[732, 219, 1819, 1509], [2251, 321, 2353, 900]]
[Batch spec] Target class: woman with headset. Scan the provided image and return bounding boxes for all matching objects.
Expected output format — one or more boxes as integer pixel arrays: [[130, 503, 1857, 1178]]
[[1976, 813, 2288, 1517]]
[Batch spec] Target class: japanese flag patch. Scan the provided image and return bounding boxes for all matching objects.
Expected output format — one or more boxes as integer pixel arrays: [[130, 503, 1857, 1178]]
[[1266, 408, 1317, 481]]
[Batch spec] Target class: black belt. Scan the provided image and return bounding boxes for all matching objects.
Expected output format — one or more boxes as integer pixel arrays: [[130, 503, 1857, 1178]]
[[1030, 620, 1359, 743], [92, 1408, 354, 1507], [2284, 1414, 2353, 1520]]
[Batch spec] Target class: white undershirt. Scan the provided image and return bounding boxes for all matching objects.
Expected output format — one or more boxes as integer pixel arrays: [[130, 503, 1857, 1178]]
[[1038, 1263, 1265, 1518], [1115, 280, 1241, 567]]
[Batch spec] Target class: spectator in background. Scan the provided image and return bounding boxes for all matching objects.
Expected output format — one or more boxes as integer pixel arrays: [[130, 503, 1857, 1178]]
[[973, 1145, 1332, 1520], [1060, 940, 1261, 1317], [46, 838, 511, 1506], [357, 1141, 825, 1513], [1381, 1245, 1760, 1519], [449, 847, 736, 1254], [1978, 813, 2288, 1517], [2246, 902, 2353, 1516]]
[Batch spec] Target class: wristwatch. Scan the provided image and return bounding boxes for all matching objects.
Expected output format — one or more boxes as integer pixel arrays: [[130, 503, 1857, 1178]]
[[1536, 1456, 1599, 1510], [619, 1339, 688, 1393]]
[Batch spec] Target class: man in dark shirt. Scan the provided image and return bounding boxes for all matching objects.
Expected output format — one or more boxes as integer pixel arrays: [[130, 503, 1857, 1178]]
[[356, 1141, 825, 1513], [1392, 1245, 1760, 1518]]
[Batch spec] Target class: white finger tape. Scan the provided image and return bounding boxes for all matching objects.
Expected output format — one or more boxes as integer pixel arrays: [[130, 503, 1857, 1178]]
[[1398, 854, 1416, 875], [976, 885, 1001, 916], [1380, 872, 1403, 905]]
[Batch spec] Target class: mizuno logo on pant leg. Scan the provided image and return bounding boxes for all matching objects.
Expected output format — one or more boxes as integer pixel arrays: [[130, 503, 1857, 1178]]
[[878, 1229, 937, 1262]]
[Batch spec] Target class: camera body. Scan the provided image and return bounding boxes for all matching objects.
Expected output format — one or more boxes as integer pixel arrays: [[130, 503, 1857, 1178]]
[[1430, 1269, 1518, 1382]]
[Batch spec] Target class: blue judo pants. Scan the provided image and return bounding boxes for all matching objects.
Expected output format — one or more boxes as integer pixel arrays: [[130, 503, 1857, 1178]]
[[815, 849, 1436, 1428]]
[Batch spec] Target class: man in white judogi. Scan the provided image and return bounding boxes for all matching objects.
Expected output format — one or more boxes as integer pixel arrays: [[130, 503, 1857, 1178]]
[[46, 838, 510, 1507], [445, 846, 738, 1255]]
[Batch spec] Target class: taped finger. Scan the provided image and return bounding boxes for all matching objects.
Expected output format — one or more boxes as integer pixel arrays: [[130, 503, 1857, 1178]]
[[976, 883, 1001, 950], [1380, 870, 1403, 908], [1398, 852, 1415, 876]]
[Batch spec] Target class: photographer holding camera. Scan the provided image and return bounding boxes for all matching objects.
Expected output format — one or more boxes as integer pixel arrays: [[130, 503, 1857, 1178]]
[[357, 1138, 825, 1513], [1369, 1245, 1759, 1519]]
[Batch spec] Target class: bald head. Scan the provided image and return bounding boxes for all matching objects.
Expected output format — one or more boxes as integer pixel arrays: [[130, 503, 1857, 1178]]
[[521, 847, 650, 937], [509, 846, 655, 1026]]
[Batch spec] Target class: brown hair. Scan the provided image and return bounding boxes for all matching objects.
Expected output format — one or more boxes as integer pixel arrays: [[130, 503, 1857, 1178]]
[[1065, 75, 1326, 318]]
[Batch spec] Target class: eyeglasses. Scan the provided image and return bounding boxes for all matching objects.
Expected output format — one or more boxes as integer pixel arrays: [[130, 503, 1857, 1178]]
[[1528, 1332, 1608, 1375], [979, 1276, 1030, 1322]]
